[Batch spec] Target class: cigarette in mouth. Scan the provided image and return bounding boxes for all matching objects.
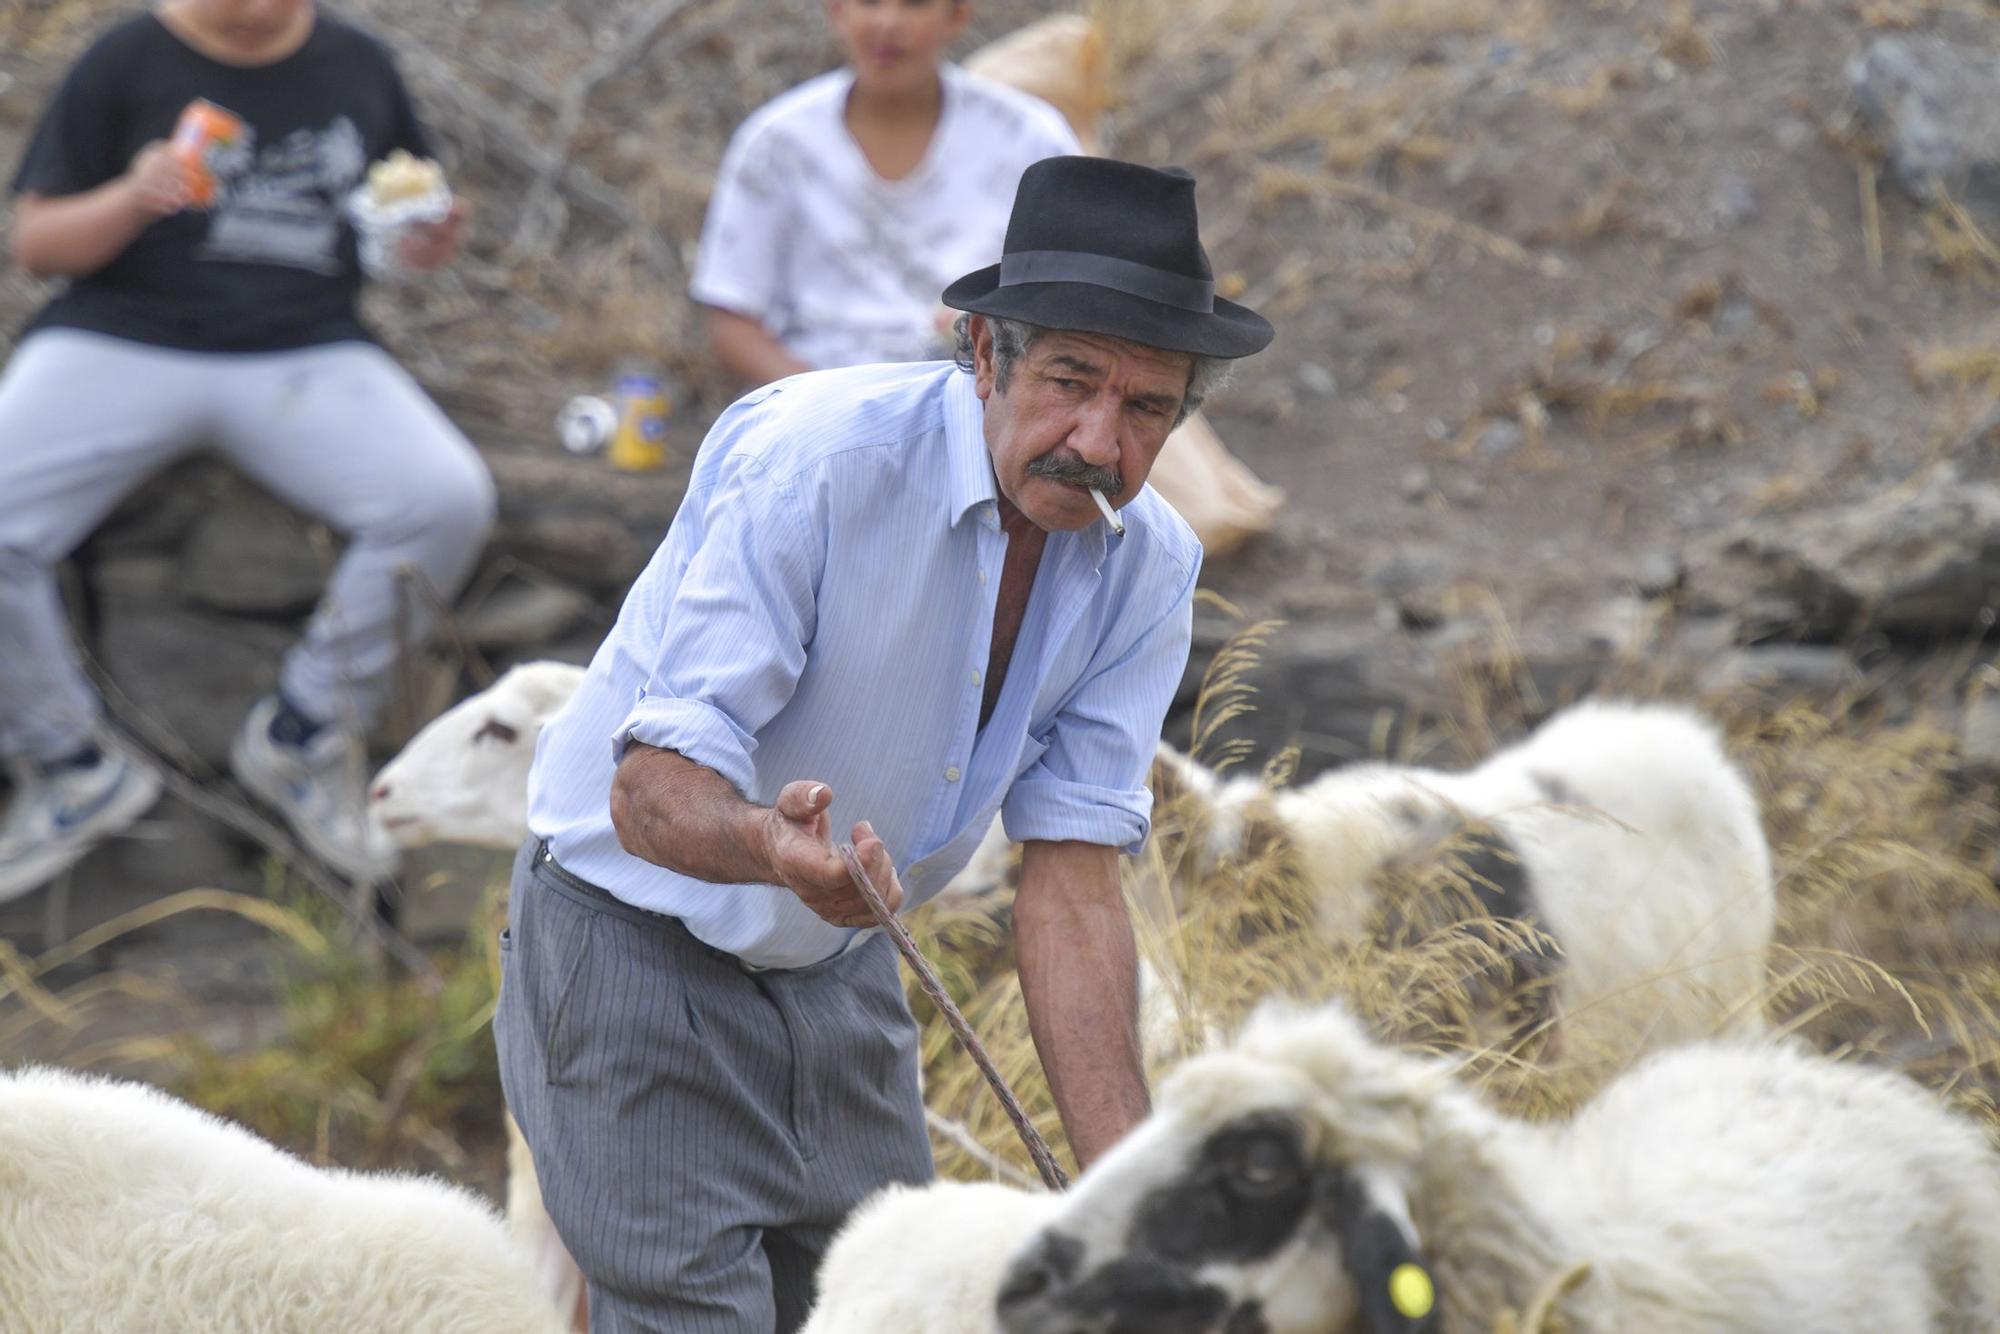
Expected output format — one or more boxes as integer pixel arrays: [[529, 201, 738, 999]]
[[1090, 486, 1125, 535]]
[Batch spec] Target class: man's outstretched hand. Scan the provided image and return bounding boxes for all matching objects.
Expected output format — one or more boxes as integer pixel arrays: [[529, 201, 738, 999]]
[[761, 780, 904, 928]]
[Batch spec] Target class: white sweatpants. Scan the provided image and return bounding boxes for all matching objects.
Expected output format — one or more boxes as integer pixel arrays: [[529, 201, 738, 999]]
[[0, 330, 496, 763]]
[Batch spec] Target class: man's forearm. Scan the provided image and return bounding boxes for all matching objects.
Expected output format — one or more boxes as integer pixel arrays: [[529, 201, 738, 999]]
[[1015, 840, 1149, 1170], [610, 741, 774, 884]]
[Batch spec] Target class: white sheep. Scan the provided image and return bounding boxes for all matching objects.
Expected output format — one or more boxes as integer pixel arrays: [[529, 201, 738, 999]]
[[799, 1180, 1059, 1334], [1156, 701, 1777, 1063], [996, 1001, 2000, 1334], [369, 660, 593, 1329], [0, 1064, 568, 1334]]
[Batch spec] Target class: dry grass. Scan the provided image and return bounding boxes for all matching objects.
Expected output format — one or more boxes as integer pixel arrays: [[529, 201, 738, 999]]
[[8, 624, 2000, 1205], [920, 630, 2000, 1180], [2, 871, 510, 1179], [1917, 192, 2000, 284]]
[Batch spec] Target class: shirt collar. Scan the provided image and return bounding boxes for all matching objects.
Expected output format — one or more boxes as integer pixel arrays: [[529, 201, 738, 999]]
[[942, 369, 998, 527]]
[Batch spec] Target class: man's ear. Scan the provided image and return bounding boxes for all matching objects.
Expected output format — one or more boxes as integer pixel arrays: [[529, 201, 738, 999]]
[[970, 314, 998, 400], [1317, 1164, 1439, 1334]]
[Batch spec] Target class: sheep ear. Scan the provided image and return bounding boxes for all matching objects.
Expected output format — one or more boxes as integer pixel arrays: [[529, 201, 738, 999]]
[[1319, 1165, 1439, 1334], [505, 663, 583, 725]]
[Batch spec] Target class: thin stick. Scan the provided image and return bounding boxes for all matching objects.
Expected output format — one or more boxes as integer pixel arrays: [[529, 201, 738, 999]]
[[840, 844, 1069, 1191], [1090, 487, 1125, 535], [1858, 161, 1882, 278]]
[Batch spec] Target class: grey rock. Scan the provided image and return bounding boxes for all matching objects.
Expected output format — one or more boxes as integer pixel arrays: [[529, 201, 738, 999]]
[[1848, 37, 2000, 211], [95, 600, 287, 770], [1684, 468, 2000, 641], [1395, 583, 1452, 632], [1165, 621, 1441, 780], [1296, 363, 1339, 397], [1477, 419, 1526, 460], [178, 492, 329, 617], [1440, 474, 1486, 509], [1709, 176, 1759, 228], [1369, 548, 1453, 597], [1400, 467, 1434, 503], [1628, 549, 1683, 597], [85, 460, 228, 559], [486, 449, 689, 596], [1579, 595, 1651, 653], [459, 579, 595, 650], [1697, 646, 1861, 700]]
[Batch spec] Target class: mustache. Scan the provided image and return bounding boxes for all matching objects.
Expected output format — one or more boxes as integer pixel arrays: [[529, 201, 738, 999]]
[[1026, 451, 1123, 494]]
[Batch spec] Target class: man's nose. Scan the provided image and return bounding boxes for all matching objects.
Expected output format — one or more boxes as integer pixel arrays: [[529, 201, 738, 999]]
[[1068, 402, 1121, 468]]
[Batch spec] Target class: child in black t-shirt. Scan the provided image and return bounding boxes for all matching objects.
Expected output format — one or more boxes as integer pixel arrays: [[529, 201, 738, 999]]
[[0, 0, 496, 896]]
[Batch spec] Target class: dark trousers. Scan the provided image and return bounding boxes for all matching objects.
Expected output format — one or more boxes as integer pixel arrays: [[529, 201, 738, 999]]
[[495, 839, 934, 1333]]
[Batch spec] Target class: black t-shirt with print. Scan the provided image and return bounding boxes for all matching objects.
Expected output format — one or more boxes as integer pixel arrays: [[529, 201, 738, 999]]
[[10, 11, 431, 353]]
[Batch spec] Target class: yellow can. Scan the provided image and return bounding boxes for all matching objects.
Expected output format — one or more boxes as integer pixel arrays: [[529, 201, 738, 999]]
[[608, 367, 671, 472]]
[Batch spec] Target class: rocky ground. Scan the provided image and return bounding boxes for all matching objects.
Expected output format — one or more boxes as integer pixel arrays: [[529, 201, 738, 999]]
[[3, 0, 2000, 1176]]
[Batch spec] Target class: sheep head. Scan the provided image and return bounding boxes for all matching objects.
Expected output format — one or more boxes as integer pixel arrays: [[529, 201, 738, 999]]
[[997, 1003, 1447, 1334], [368, 661, 587, 850]]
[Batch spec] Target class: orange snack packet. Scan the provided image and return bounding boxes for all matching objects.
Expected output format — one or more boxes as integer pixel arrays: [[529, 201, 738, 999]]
[[168, 99, 245, 207]]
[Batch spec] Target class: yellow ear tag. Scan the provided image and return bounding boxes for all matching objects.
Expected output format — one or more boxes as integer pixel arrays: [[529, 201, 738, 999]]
[[1388, 1262, 1436, 1320]]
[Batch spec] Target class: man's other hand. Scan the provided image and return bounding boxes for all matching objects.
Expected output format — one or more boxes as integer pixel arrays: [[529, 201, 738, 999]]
[[763, 781, 904, 927]]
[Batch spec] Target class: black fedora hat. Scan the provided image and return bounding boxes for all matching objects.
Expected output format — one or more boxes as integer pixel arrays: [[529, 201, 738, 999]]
[[942, 157, 1274, 361]]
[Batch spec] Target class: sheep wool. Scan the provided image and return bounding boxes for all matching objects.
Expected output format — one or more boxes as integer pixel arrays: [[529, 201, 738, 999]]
[[0, 1065, 568, 1334], [1191, 701, 1777, 1061], [997, 1003, 2000, 1334], [800, 1180, 1058, 1334]]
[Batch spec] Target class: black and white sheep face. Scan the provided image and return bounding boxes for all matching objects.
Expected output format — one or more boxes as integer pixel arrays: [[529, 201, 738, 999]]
[[995, 1092, 1438, 1334]]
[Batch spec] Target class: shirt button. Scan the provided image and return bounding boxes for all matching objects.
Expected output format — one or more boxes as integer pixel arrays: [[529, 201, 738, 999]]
[[945, 766, 962, 782], [971, 669, 982, 685]]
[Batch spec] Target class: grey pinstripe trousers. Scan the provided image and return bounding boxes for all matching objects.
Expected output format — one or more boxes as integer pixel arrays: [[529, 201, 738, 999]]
[[495, 839, 934, 1333]]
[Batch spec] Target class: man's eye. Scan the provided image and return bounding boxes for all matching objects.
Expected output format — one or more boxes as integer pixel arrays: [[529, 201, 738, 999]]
[[1054, 378, 1087, 392]]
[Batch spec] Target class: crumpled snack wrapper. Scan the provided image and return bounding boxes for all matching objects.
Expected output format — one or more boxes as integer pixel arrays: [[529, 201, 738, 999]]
[[346, 179, 453, 280]]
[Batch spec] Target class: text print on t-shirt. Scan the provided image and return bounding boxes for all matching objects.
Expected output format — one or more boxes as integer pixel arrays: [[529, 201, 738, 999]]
[[198, 112, 366, 275]]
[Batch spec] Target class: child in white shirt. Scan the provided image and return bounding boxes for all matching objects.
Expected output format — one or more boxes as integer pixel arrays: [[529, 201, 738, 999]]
[[692, 0, 1080, 383]]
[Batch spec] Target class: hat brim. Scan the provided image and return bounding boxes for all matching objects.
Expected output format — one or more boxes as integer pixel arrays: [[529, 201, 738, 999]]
[[941, 265, 1274, 360]]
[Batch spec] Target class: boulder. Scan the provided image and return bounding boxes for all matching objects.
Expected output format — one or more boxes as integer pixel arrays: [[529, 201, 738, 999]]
[[178, 489, 330, 617], [1848, 36, 2000, 213], [1685, 468, 2000, 642], [483, 448, 686, 597]]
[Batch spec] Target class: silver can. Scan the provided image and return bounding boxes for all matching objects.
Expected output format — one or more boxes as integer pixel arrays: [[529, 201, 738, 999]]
[[557, 395, 619, 455]]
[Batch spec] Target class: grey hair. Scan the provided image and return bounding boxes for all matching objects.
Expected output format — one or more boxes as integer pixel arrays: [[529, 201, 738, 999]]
[[952, 313, 1232, 427]]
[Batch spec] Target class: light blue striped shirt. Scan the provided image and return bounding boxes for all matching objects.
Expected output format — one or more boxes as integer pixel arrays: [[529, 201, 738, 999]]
[[527, 360, 1201, 969]]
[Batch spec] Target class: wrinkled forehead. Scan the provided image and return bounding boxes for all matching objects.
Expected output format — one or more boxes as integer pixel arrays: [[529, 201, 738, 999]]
[[1026, 329, 1195, 395]]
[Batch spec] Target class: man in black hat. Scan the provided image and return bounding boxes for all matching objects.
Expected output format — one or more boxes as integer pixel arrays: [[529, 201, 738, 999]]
[[498, 155, 1273, 1332]]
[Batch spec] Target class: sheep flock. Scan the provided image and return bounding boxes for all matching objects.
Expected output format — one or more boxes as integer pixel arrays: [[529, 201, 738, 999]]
[[8, 654, 2000, 1332]]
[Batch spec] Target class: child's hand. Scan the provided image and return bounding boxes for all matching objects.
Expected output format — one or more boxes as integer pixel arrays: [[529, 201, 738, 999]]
[[121, 142, 193, 220], [396, 196, 469, 272]]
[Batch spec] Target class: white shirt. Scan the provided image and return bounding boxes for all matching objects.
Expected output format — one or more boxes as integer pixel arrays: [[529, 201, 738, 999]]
[[690, 64, 1082, 370], [526, 362, 1201, 970]]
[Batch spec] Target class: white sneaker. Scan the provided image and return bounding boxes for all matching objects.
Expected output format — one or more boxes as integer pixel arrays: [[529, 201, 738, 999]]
[[229, 698, 400, 884], [0, 744, 165, 904]]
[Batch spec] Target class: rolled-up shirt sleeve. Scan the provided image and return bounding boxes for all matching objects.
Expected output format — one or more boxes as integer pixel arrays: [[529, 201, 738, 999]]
[[1001, 553, 1200, 852], [613, 453, 817, 794]]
